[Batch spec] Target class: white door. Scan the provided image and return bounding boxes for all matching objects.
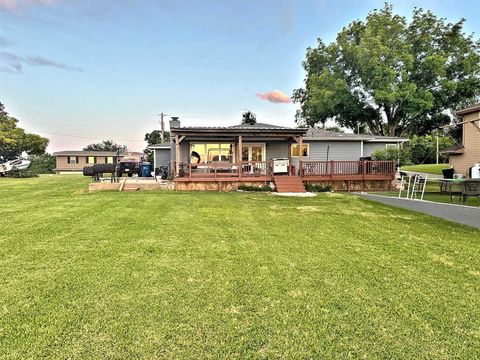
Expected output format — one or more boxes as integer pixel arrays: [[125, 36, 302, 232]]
[[242, 144, 265, 162]]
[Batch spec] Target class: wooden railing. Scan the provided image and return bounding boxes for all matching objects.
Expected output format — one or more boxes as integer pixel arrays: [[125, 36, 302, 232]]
[[299, 160, 396, 180], [176, 161, 273, 180]]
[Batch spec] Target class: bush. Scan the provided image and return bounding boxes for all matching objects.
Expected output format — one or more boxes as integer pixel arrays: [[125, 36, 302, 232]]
[[305, 183, 332, 192], [28, 154, 55, 174], [238, 184, 272, 192], [7, 170, 38, 178], [372, 147, 411, 166]]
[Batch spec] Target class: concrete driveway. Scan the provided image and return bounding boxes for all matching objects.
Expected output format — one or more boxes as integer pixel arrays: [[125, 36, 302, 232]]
[[356, 193, 480, 229]]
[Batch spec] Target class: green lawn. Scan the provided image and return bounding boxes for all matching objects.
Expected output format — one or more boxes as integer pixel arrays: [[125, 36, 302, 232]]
[[401, 164, 450, 175], [1, 176, 479, 359]]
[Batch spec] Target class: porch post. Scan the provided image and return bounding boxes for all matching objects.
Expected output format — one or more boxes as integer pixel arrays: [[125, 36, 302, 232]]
[[175, 135, 180, 176], [238, 135, 243, 178], [298, 136, 303, 177], [288, 139, 292, 175]]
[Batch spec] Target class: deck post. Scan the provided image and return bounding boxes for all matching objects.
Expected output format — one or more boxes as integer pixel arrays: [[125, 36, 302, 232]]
[[238, 135, 242, 178], [288, 139, 292, 175], [175, 135, 180, 176], [298, 136, 303, 176]]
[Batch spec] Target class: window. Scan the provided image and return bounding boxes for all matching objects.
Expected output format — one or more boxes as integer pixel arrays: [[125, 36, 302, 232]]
[[68, 156, 77, 164], [385, 144, 398, 149], [86, 156, 96, 164], [106, 156, 114, 164], [291, 144, 309, 157], [190, 143, 233, 163]]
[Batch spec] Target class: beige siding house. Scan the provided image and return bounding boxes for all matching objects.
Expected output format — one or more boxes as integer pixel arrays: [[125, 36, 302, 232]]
[[446, 104, 480, 175], [53, 151, 121, 174]]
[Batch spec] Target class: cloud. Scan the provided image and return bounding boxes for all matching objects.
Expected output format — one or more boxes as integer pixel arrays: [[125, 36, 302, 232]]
[[0, 0, 57, 11], [256, 90, 292, 104], [25, 55, 82, 71], [0, 35, 14, 47], [0, 50, 82, 73]]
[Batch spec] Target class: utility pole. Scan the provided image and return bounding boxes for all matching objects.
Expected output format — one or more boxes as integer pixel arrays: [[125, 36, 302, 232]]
[[159, 113, 165, 143], [436, 134, 439, 164]]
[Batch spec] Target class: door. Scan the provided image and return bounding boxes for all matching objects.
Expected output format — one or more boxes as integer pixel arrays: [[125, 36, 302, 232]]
[[242, 144, 266, 175], [242, 144, 265, 162]]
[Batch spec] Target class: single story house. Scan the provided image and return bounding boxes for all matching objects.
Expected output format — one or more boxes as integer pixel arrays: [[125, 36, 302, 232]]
[[52, 151, 143, 174], [148, 118, 406, 191], [442, 104, 480, 176]]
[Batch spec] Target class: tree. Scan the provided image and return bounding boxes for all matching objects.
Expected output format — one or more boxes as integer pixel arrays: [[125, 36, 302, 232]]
[[241, 111, 257, 125], [0, 102, 49, 161], [293, 4, 480, 137], [83, 140, 127, 152], [143, 130, 171, 163], [29, 153, 56, 174]]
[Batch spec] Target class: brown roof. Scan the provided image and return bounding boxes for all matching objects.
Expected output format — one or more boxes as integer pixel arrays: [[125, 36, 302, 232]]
[[455, 103, 480, 115], [53, 151, 144, 157]]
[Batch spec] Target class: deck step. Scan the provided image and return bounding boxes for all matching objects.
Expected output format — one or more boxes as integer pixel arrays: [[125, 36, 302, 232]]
[[274, 176, 305, 193]]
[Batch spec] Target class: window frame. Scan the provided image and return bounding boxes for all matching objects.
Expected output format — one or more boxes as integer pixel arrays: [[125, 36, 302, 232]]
[[86, 156, 96, 164], [290, 143, 310, 157], [190, 142, 235, 163], [385, 143, 398, 149]]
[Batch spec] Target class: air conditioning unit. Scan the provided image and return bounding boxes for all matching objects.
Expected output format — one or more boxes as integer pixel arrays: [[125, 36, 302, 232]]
[[273, 158, 289, 174]]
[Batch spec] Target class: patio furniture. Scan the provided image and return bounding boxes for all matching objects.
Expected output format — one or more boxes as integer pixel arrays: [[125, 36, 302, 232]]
[[461, 180, 480, 203], [442, 168, 454, 179], [438, 179, 463, 201]]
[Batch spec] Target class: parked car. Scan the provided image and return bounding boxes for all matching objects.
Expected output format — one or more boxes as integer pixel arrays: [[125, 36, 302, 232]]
[[116, 154, 143, 177]]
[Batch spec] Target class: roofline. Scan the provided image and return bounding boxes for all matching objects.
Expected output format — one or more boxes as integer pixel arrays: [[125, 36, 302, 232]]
[[148, 145, 171, 149], [304, 137, 408, 142], [455, 103, 480, 115], [52, 151, 121, 156], [171, 127, 308, 135]]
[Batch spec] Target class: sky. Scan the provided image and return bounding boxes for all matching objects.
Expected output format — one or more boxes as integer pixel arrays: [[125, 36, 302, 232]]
[[1, 0, 479, 152]]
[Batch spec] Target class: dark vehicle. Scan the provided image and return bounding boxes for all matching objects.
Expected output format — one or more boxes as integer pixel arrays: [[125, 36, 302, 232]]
[[117, 154, 143, 177]]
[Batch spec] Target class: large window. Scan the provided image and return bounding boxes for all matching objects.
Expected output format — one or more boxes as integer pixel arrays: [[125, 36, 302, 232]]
[[106, 156, 114, 164], [190, 143, 233, 163], [86, 156, 96, 164], [291, 144, 309, 157]]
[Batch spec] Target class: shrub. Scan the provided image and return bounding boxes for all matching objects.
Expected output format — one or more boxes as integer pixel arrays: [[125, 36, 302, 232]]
[[238, 184, 272, 192], [7, 170, 39, 178], [305, 183, 331, 192], [372, 147, 411, 166], [28, 154, 55, 174]]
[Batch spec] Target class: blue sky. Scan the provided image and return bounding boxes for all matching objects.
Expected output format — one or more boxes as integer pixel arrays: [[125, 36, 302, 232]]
[[1, 0, 479, 152]]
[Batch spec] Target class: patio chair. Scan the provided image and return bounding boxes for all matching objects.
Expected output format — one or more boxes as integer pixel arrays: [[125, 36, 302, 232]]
[[461, 180, 480, 203]]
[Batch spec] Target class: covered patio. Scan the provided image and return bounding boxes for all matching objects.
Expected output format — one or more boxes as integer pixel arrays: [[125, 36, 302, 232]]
[[171, 124, 308, 182]]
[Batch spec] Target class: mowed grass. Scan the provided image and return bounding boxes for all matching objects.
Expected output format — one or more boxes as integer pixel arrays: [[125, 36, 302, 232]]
[[0, 176, 479, 359], [401, 164, 450, 175]]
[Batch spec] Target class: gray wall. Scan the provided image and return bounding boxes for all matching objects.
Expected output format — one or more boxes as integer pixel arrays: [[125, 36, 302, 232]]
[[154, 149, 171, 168], [363, 142, 396, 157], [265, 141, 288, 160]]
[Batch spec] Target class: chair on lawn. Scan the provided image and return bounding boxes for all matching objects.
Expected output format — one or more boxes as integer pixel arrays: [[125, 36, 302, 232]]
[[461, 180, 480, 203]]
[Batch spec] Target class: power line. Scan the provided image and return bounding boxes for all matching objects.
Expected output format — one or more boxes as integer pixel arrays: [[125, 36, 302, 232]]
[[25, 129, 146, 142]]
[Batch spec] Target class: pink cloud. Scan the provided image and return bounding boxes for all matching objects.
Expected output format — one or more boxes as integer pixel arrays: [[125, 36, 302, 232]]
[[0, 0, 57, 11], [256, 90, 291, 104]]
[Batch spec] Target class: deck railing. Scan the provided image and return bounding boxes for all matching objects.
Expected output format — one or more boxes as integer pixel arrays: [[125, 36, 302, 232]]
[[176, 161, 274, 180], [173, 160, 396, 182], [299, 160, 396, 180]]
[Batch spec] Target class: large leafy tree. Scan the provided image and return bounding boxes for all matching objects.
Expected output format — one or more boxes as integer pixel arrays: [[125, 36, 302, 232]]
[[83, 140, 127, 152], [293, 4, 480, 136], [143, 130, 171, 163], [0, 102, 49, 161]]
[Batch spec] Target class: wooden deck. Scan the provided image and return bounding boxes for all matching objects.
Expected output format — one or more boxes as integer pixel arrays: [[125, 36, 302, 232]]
[[173, 160, 396, 183]]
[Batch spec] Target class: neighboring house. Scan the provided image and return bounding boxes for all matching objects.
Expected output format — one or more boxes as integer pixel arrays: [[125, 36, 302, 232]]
[[52, 151, 143, 174], [443, 104, 480, 176], [148, 118, 406, 191]]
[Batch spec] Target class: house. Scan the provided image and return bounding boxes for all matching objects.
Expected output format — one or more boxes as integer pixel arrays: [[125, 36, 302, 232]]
[[443, 104, 480, 176], [52, 151, 143, 174], [148, 118, 406, 191]]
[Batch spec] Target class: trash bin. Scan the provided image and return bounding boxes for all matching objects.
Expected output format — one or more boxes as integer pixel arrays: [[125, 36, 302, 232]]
[[139, 163, 153, 177], [442, 168, 454, 179]]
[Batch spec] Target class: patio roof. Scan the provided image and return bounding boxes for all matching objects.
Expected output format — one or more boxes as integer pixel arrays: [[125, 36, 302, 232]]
[[171, 123, 307, 137]]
